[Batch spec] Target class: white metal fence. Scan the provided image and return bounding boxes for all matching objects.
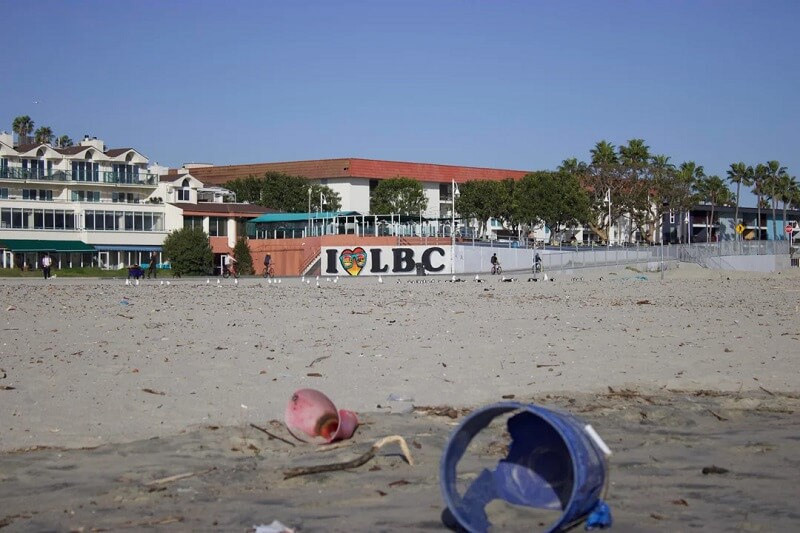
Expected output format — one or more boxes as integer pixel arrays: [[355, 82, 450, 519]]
[[456, 240, 796, 274]]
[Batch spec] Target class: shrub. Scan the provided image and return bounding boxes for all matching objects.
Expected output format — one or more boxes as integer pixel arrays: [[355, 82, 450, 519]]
[[162, 227, 213, 276], [233, 236, 254, 275]]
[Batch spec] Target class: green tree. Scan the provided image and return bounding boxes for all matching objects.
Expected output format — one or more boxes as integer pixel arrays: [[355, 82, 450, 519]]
[[777, 174, 799, 238], [495, 178, 517, 229], [726, 162, 753, 228], [370, 177, 427, 215], [56, 135, 73, 148], [12, 115, 34, 144], [309, 184, 342, 212], [455, 180, 511, 237], [650, 154, 674, 171], [618, 138, 650, 168], [678, 162, 705, 242], [233, 236, 253, 275], [695, 175, 732, 241], [589, 140, 618, 165], [515, 171, 590, 244], [557, 157, 588, 175], [225, 172, 341, 212], [751, 163, 769, 239], [762, 160, 788, 239], [34, 126, 54, 144], [581, 141, 625, 242], [161, 226, 213, 276]]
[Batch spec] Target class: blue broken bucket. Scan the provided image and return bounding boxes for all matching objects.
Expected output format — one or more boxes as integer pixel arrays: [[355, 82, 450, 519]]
[[439, 402, 612, 532]]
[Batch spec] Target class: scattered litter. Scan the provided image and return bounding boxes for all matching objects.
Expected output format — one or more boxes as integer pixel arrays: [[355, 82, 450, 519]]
[[284, 388, 358, 444], [387, 393, 414, 403], [253, 520, 295, 533], [283, 435, 414, 479], [441, 401, 613, 532]]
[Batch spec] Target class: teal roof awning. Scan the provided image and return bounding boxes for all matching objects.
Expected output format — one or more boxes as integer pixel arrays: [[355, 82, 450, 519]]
[[94, 245, 161, 252], [0, 239, 96, 252], [248, 211, 362, 223]]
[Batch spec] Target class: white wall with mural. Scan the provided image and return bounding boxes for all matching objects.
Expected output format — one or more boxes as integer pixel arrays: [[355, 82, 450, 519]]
[[321, 245, 451, 276]]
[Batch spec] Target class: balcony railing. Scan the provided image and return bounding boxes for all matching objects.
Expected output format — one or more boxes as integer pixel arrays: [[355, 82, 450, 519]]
[[0, 168, 159, 186]]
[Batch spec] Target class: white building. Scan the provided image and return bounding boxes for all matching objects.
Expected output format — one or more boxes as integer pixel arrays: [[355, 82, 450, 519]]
[[0, 132, 170, 269]]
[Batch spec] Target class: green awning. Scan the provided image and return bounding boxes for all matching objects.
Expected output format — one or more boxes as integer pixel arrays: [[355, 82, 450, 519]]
[[0, 239, 96, 252]]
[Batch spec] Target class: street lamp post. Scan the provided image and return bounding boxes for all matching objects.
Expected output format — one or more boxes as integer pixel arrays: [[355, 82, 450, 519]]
[[307, 187, 311, 237], [451, 179, 459, 274], [606, 188, 612, 247]]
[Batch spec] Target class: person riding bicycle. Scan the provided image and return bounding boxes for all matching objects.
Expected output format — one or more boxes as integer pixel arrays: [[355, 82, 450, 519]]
[[490, 253, 500, 271], [534, 253, 542, 272], [224, 253, 237, 276]]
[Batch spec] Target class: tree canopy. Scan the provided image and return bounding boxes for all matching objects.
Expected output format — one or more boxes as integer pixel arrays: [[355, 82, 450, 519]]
[[225, 172, 341, 212], [370, 177, 428, 215], [161, 226, 214, 276], [233, 236, 253, 275], [514, 171, 591, 243]]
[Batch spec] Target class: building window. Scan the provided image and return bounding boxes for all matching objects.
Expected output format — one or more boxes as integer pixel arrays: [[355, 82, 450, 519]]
[[0, 207, 76, 229], [112, 164, 139, 184], [112, 192, 141, 203], [0, 188, 7, 199], [85, 210, 163, 232], [22, 159, 45, 178], [208, 217, 228, 236], [183, 216, 203, 230], [72, 190, 101, 202], [1, 158, 9, 177], [22, 189, 53, 201], [72, 161, 99, 182]]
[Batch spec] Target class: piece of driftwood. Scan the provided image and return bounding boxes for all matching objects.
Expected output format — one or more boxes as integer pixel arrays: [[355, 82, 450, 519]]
[[250, 423, 296, 447], [144, 467, 215, 486], [283, 435, 414, 479]]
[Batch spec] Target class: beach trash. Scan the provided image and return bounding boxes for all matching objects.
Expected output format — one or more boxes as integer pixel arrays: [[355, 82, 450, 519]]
[[284, 388, 359, 444], [440, 402, 612, 532]]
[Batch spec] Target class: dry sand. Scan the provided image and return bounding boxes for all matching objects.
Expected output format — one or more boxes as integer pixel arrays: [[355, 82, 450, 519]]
[[1, 264, 799, 531]]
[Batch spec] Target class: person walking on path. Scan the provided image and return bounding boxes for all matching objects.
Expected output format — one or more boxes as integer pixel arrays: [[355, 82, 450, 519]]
[[147, 252, 158, 279], [263, 253, 273, 277], [41, 253, 52, 279]]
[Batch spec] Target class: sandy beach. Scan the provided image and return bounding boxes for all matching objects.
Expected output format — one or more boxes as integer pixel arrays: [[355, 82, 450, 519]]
[[1, 264, 799, 531]]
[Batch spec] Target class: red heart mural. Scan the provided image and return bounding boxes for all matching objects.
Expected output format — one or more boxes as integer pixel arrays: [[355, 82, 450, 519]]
[[339, 247, 367, 276]]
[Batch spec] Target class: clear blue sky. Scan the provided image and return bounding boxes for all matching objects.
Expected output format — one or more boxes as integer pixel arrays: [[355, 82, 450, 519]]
[[3, 1, 798, 207]]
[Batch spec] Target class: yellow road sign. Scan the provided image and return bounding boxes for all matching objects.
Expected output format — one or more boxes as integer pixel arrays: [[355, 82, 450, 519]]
[[735, 224, 745, 234]]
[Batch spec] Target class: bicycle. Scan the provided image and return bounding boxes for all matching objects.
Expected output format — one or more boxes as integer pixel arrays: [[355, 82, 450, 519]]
[[490, 263, 502, 275], [262, 263, 275, 278], [532, 262, 542, 274], [222, 264, 239, 278]]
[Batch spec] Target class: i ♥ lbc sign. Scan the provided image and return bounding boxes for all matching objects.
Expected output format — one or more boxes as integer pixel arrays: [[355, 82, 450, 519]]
[[323, 246, 450, 276]]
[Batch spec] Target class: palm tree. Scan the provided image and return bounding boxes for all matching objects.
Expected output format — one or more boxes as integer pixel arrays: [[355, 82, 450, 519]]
[[557, 158, 588, 175], [762, 161, 788, 239], [650, 154, 675, 171], [34, 126, 54, 145], [695, 175, 732, 242], [618, 138, 651, 168], [589, 140, 618, 166], [678, 162, 705, 243], [56, 135, 73, 148], [777, 174, 799, 238], [726, 162, 753, 232], [12, 115, 34, 145], [751, 163, 770, 240]]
